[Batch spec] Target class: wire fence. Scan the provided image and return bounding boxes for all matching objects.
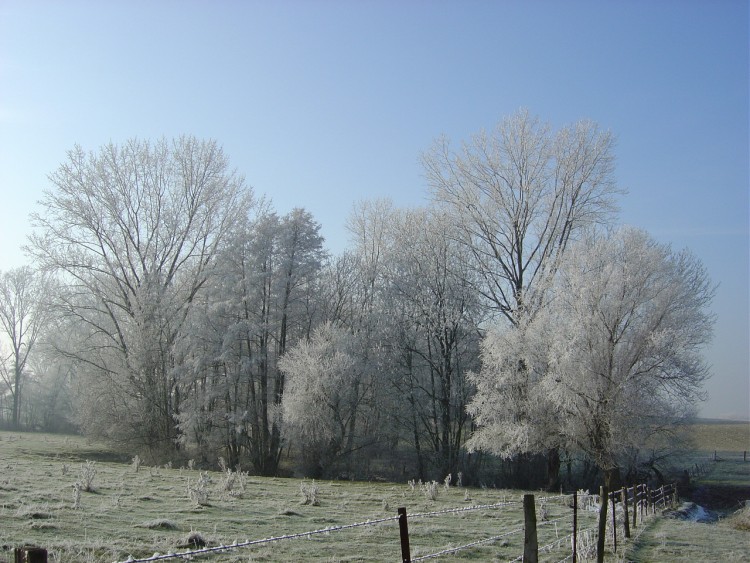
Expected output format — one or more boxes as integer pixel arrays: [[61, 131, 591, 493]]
[[13, 482, 677, 563]]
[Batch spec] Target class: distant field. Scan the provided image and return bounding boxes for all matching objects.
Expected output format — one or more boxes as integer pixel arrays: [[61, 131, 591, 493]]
[[690, 420, 750, 453]]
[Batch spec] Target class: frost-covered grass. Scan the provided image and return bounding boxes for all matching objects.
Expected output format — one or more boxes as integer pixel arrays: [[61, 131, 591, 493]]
[[622, 423, 750, 563], [622, 512, 750, 563], [0, 432, 589, 562], [2, 430, 748, 562]]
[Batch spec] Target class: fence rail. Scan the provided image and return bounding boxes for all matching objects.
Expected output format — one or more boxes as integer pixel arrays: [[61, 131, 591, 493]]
[[13, 482, 678, 563]]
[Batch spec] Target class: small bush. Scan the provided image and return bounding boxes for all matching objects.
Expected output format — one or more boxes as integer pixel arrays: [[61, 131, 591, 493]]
[[132, 455, 142, 472]]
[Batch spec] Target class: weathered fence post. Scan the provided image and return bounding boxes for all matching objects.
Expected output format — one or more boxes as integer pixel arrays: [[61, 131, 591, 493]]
[[523, 494, 538, 563], [398, 507, 411, 563], [744, 451, 747, 462], [572, 490, 578, 563], [621, 488, 631, 539], [14, 547, 47, 563], [597, 486, 608, 563], [631, 487, 637, 530], [611, 491, 617, 553]]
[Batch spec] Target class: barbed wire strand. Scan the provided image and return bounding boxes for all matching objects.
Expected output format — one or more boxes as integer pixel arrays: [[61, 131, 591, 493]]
[[411, 526, 524, 561], [114, 514, 400, 563], [408, 499, 523, 520]]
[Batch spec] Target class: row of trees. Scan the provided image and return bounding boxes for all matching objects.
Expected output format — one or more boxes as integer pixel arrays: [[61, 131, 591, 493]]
[[0, 111, 714, 489]]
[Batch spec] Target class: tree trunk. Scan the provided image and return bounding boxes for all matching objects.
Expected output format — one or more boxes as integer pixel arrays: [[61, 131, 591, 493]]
[[604, 466, 621, 492], [546, 447, 561, 491]]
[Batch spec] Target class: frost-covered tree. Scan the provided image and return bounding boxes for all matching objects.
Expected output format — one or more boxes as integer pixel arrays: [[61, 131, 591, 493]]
[[29, 137, 251, 452], [0, 266, 50, 429], [546, 228, 714, 489], [423, 109, 621, 323], [280, 322, 376, 476], [424, 109, 623, 487], [469, 228, 715, 490], [381, 207, 482, 480], [175, 205, 325, 473]]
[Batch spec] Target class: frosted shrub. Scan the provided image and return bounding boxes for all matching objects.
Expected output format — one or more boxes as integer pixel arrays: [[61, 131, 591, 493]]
[[187, 459, 196, 470], [456, 471, 463, 487], [132, 455, 142, 472], [300, 480, 320, 506], [187, 472, 212, 506], [78, 460, 97, 492], [408, 479, 417, 492], [443, 474, 452, 490]]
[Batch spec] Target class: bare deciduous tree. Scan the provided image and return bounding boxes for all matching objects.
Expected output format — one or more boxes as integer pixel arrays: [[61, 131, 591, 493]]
[[425, 109, 623, 488], [28, 136, 251, 452], [0, 266, 49, 428]]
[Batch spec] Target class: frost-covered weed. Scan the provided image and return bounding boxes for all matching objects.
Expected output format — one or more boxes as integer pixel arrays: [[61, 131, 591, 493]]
[[78, 460, 97, 492], [300, 479, 320, 506], [423, 480, 439, 501], [187, 472, 212, 506], [443, 473, 452, 490], [222, 468, 248, 498], [132, 455, 142, 472]]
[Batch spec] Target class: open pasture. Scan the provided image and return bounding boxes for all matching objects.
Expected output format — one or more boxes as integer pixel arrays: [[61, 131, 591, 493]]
[[2, 427, 749, 562], [689, 419, 749, 454], [0, 432, 590, 562]]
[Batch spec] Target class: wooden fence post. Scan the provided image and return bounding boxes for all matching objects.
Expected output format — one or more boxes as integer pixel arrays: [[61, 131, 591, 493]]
[[610, 491, 617, 553], [631, 487, 637, 530], [597, 486, 608, 563], [572, 490, 578, 563], [621, 488, 631, 539], [523, 494, 538, 563], [398, 507, 411, 563], [14, 547, 47, 563]]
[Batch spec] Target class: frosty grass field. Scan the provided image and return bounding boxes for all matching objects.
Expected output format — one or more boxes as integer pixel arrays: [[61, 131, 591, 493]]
[[0, 422, 748, 562]]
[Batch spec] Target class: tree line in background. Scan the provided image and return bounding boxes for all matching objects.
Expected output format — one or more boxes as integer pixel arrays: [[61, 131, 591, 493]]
[[0, 111, 714, 491]]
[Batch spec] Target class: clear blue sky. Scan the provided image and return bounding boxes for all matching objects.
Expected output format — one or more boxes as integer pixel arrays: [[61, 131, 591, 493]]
[[1, 0, 747, 420]]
